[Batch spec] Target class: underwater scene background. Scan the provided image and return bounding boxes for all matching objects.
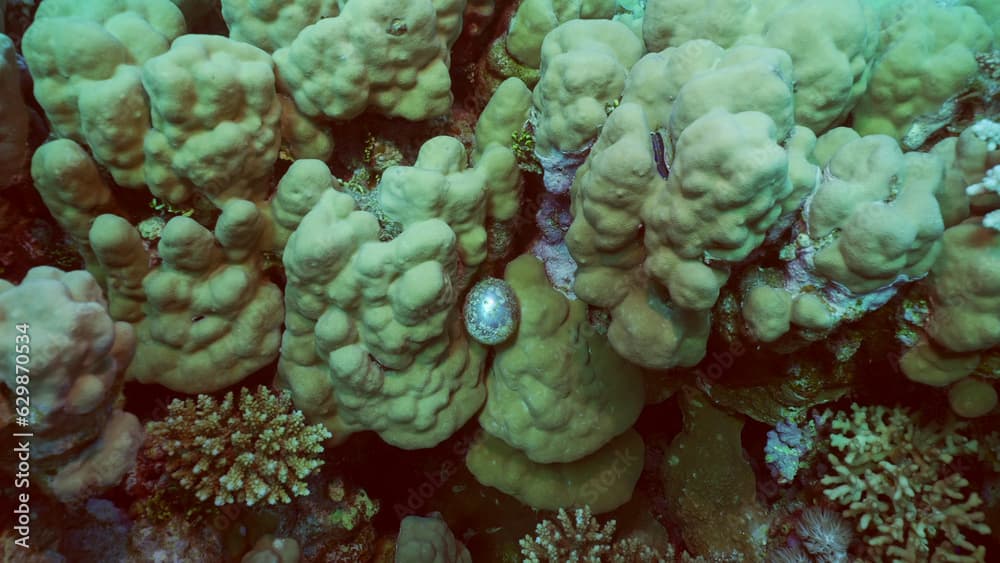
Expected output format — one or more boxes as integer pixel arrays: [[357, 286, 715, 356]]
[[0, 0, 998, 561]]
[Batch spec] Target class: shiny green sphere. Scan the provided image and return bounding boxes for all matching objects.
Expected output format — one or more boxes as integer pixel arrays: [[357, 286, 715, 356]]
[[463, 277, 520, 345]]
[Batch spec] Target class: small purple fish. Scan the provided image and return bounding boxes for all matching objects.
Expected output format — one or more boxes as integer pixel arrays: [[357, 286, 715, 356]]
[[650, 131, 669, 180]]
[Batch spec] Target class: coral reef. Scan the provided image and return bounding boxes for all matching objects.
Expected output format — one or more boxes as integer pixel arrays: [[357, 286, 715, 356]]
[[1, 0, 999, 560]]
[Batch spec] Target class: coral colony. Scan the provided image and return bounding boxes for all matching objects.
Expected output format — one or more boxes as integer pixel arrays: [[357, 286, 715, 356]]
[[2, 0, 1000, 561]]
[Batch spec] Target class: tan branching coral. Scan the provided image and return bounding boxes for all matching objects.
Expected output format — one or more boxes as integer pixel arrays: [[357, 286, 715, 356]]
[[146, 386, 332, 506], [820, 404, 991, 561], [519, 506, 668, 563]]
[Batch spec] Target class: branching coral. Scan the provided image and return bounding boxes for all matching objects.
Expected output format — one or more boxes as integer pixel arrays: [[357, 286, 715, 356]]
[[519, 506, 667, 563], [819, 404, 991, 561], [145, 386, 332, 507]]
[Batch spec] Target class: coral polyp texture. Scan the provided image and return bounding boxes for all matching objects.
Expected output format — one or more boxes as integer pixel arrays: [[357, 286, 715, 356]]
[[145, 386, 331, 507], [3, 0, 1000, 560], [396, 512, 472, 563]]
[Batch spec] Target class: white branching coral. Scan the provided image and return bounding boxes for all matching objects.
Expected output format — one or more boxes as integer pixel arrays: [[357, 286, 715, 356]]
[[146, 386, 332, 506], [519, 506, 668, 563], [967, 119, 1000, 231], [967, 163, 1000, 230], [820, 404, 991, 562], [969, 118, 1000, 151]]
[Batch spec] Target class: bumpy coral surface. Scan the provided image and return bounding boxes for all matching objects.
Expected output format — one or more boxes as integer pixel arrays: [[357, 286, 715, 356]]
[[145, 386, 331, 506], [221, 0, 342, 53], [0, 267, 142, 503], [899, 220, 1000, 415], [21, 0, 185, 186], [396, 512, 472, 563], [279, 134, 520, 448], [142, 34, 281, 206], [478, 255, 645, 464], [30, 139, 122, 279], [90, 203, 284, 393], [273, 0, 464, 120], [466, 429, 644, 513], [565, 39, 814, 369], [853, 0, 993, 148]]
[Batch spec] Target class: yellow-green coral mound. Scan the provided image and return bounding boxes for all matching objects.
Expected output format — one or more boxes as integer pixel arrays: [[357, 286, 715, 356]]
[[146, 386, 332, 507]]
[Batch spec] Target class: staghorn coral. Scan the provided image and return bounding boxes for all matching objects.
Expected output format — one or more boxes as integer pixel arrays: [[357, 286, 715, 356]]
[[145, 386, 332, 507], [819, 404, 991, 561]]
